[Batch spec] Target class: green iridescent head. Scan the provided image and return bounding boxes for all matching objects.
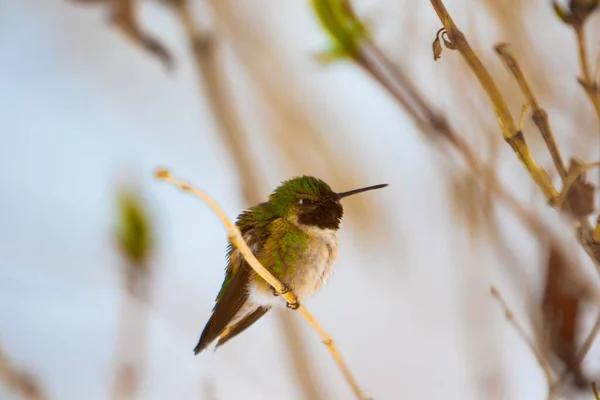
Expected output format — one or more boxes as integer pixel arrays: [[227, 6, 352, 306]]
[[267, 176, 387, 230]]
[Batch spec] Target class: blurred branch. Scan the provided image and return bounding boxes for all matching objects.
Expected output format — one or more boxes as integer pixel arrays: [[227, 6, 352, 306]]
[[156, 168, 369, 400], [169, 0, 262, 204], [490, 286, 555, 387], [559, 311, 600, 384], [0, 346, 48, 400], [70, 0, 173, 69], [276, 310, 326, 400], [200, 379, 218, 400]]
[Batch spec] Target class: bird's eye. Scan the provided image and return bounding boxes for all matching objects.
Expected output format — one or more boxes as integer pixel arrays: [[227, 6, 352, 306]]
[[299, 198, 313, 205]]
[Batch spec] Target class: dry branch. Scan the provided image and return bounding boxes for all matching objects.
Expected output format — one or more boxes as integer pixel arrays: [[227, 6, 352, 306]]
[[426, 1, 600, 397], [494, 43, 568, 180], [429, 0, 557, 201], [427, 0, 600, 266], [155, 168, 368, 400]]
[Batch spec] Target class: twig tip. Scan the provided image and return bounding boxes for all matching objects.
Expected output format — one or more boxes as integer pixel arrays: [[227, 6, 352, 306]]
[[490, 285, 499, 297], [493, 42, 510, 55], [155, 168, 171, 180]]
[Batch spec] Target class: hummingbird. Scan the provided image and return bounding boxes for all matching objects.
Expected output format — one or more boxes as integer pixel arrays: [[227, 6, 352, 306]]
[[193, 175, 387, 354]]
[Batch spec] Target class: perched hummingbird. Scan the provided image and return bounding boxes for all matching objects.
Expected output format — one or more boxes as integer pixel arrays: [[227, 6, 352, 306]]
[[193, 176, 387, 354]]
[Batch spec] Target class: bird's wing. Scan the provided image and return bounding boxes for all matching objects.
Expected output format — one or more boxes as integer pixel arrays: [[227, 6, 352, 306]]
[[193, 205, 272, 354], [215, 305, 271, 349], [193, 251, 252, 354]]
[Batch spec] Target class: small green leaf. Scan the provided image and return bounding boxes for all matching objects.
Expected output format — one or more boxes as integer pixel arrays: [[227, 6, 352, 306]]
[[310, 0, 369, 59], [116, 190, 154, 266], [552, 1, 571, 23], [552, 0, 600, 24], [313, 46, 350, 63]]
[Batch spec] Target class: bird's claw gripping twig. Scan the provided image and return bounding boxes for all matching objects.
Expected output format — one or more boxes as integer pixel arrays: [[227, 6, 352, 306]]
[[270, 285, 300, 309]]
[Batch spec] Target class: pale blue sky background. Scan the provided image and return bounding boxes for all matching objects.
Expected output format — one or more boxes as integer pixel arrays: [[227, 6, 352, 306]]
[[1, 1, 599, 399]]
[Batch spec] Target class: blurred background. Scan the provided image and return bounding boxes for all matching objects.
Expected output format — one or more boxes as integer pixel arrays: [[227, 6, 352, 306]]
[[0, 0, 599, 399]]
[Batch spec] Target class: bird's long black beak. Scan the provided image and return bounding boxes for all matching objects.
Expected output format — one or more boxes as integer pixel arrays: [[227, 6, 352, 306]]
[[334, 183, 388, 200]]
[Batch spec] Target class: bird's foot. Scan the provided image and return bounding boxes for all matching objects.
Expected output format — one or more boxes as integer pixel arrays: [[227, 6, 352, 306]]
[[270, 285, 300, 310], [271, 285, 290, 297]]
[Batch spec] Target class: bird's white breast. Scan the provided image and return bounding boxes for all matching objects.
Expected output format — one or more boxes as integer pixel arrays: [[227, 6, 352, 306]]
[[289, 227, 339, 300], [248, 227, 339, 308]]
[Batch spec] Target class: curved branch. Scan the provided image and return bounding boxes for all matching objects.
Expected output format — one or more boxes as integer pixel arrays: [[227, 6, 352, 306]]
[[155, 168, 368, 400]]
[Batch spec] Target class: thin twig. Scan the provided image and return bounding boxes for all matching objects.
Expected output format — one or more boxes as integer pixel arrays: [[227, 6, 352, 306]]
[[70, 0, 173, 69], [155, 168, 368, 400], [490, 286, 555, 386], [570, 310, 600, 376], [574, 24, 600, 124], [494, 43, 568, 180], [0, 346, 47, 400], [276, 311, 326, 400], [551, 308, 600, 396]]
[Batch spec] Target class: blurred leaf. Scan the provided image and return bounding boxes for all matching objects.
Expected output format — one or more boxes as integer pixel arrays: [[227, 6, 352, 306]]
[[553, 1, 572, 23], [116, 190, 154, 266], [310, 0, 369, 59], [542, 243, 593, 388], [552, 0, 599, 24]]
